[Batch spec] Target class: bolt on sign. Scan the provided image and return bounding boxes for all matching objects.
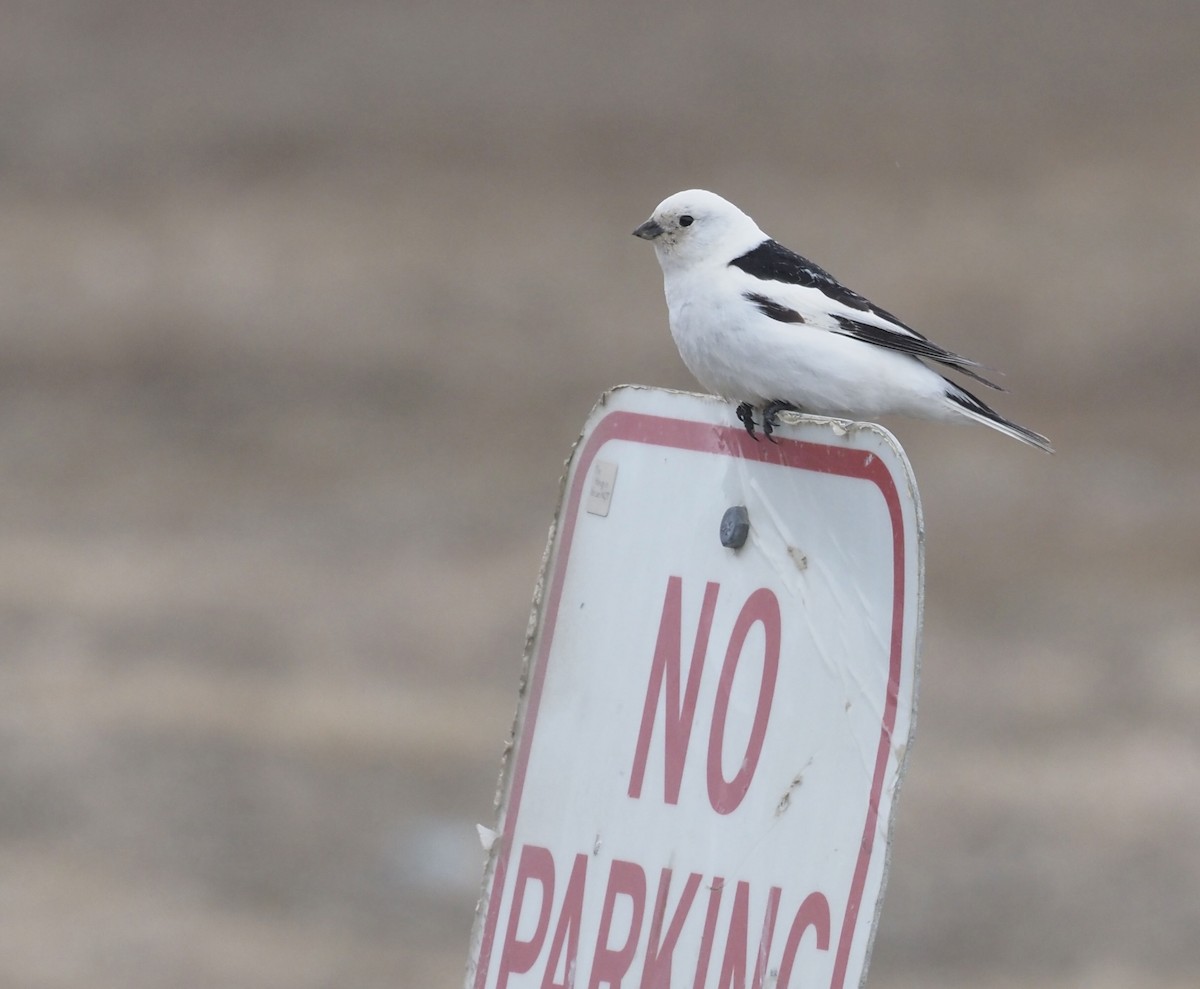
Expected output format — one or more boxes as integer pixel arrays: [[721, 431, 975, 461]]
[[465, 386, 923, 989]]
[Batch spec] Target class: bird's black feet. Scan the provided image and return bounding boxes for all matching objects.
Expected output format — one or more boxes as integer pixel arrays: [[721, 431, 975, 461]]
[[735, 402, 759, 441], [762, 400, 802, 443]]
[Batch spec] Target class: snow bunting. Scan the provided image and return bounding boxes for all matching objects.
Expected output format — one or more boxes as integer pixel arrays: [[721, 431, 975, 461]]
[[633, 189, 1052, 452]]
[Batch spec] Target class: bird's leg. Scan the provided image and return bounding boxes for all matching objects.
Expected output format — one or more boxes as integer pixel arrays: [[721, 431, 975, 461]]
[[735, 402, 759, 441], [762, 401, 802, 443]]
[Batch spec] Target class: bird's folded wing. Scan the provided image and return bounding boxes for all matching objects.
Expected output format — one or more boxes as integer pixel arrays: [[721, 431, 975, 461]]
[[730, 239, 924, 338], [729, 240, 1004, 389], [739, 284, 1004, 391], [829, 315, 1004, 390]]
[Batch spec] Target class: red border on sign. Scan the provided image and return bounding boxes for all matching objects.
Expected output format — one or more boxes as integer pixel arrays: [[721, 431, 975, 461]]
[[474, 409, 909, 989]]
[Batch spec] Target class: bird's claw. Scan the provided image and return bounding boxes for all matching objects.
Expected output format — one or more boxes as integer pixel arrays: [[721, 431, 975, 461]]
[[735, 402, 759, 441], [762, 400, 801, 443]]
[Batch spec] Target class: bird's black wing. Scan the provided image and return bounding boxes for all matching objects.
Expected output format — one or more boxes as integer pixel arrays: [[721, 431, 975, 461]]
[[831, 316, 1004, 390], [729, 239, 913, 329], [732, 239, 1003, 391], [743, 292, 806, 323]]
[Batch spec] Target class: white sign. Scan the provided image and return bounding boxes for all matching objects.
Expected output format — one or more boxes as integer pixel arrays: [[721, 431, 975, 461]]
[[466, 386, 923, 989]]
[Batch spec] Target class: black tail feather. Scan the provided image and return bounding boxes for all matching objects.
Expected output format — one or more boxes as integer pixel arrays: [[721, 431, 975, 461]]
[[944, 380, 1054, 453]]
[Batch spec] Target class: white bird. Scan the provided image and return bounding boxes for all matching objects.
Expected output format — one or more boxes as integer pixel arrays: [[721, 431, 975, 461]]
[[633, 189, 1053, 452]]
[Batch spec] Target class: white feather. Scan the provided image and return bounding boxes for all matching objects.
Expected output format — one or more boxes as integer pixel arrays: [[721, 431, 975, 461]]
[[635, 189, 1052, 452]]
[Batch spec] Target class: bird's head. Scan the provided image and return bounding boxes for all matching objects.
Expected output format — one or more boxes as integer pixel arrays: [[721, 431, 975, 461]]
[[632, 189, 766, 269]]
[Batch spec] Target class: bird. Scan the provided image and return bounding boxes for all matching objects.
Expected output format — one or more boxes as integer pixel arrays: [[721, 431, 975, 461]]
[[632, 189, 1053, 452]]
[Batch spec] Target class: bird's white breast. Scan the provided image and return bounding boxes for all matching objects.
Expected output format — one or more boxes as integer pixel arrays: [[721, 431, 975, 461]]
[[662, 265, 766, 402]]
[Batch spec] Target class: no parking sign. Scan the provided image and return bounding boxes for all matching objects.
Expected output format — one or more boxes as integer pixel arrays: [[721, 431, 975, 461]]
[[465, 387, 923, 989]]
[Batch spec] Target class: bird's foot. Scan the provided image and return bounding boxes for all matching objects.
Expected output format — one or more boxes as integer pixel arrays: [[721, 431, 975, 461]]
[[735, 402, 759, 441], [762, 401, 802, 443]]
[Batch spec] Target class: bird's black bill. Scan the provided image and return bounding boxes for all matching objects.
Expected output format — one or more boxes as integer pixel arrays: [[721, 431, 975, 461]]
[[632, 219, 664, 240]]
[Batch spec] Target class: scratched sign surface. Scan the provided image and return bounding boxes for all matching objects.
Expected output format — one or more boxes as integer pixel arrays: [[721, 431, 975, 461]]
[[465, 386, 923, 989]]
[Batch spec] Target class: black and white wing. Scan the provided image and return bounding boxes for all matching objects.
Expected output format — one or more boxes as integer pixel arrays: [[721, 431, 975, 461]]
[[731, 239, 1003, 390]]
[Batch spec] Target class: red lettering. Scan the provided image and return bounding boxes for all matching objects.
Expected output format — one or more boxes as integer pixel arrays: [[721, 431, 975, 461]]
[[497, 844, 556, 989], [752, 887, 783, 989], [588, 859, 647, 988], [691, 879, 725, 989], [495, 846, 825, 989], [707, 588, 781, 814], [629, 577, 720, 803], [716, 882, 751, 989], [715, 882, 782, 989], [542, 854, 588, 989], [775, 892, 832, 989], [640, 869, 702, 989]]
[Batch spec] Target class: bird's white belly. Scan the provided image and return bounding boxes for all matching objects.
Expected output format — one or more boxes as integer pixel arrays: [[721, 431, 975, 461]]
[[667, 284, 949, 420]]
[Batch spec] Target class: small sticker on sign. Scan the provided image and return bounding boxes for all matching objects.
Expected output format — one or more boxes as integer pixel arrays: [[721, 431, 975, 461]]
[[585, 460, 618, 517]]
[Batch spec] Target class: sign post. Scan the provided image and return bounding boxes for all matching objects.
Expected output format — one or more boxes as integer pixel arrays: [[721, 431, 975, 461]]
[[465, 386, 923, 989]]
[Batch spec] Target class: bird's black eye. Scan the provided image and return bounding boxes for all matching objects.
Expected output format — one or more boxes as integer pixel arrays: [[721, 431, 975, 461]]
[[679, 214, 694, 227]]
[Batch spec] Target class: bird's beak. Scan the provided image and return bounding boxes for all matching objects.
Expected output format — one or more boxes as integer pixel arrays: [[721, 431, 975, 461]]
[[632, 218, 664, 240]]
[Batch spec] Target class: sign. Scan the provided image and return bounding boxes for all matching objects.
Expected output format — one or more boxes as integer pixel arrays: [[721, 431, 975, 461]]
[[465, 386, 923, 989]]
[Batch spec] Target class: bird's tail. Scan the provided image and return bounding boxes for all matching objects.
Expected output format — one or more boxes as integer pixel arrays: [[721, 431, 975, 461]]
[[944, 380, 1054, 453]]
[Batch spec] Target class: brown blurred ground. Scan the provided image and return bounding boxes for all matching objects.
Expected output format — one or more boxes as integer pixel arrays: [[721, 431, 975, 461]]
[[0, 2, 1198, 986]]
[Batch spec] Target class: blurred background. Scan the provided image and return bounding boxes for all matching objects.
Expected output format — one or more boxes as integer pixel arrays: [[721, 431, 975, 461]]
[[1, 1, 1198, 986]]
